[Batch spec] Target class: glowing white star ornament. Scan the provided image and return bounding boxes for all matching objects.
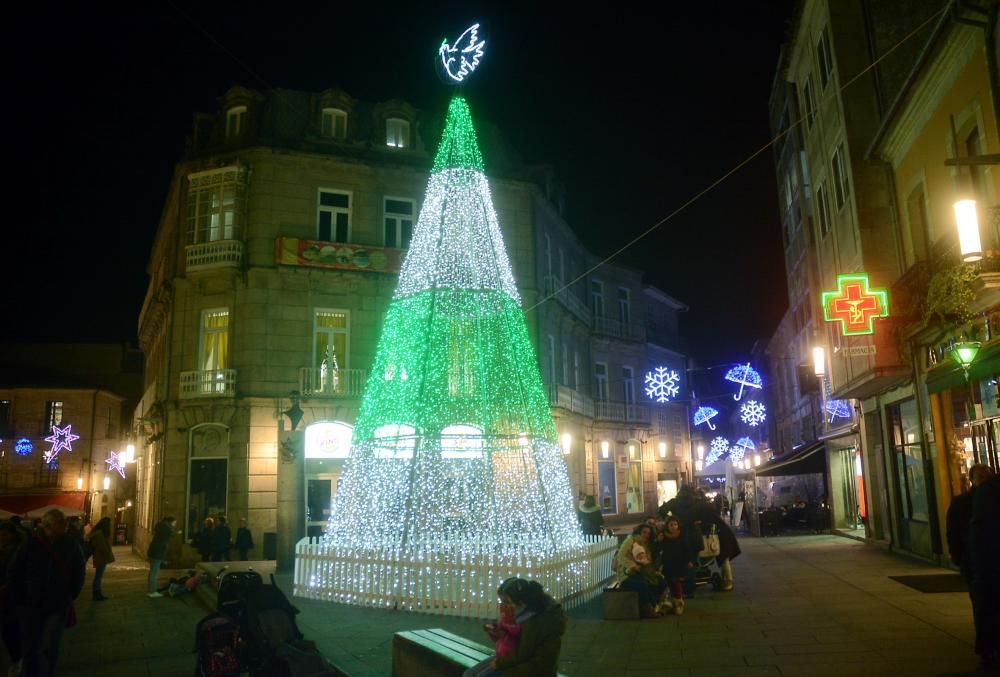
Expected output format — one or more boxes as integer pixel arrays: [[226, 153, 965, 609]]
[[44, 424, 80, 464], [105, 450, 127, 479], [439, 23, 486, 83]]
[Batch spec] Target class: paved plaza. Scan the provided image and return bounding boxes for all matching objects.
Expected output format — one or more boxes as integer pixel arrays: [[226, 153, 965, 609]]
[[53, 534, 983, 676]]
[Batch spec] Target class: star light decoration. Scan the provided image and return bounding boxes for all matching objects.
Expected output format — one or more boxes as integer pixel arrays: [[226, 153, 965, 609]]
[[300, 94, 602, 619], [729, 437, 756, 463], [43, 424, 79, 464], [740, 400, 767, 427], [725, 363, 763, 401], [105, 450, 127, 479], [644, 366, 680, 403], [706, 437, 730, 466]]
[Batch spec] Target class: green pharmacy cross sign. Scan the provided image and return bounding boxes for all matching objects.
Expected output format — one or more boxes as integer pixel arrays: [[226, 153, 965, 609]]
[[821, 273, 889, 336]]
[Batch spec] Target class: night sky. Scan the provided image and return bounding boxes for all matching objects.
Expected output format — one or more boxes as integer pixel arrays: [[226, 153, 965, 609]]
[[5, 2, 794, 364]]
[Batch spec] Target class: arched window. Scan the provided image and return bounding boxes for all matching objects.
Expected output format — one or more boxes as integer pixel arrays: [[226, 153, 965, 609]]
[[440, 424, 483, 459], [372, 423, 416, 459], [304, 421, 353, 459]]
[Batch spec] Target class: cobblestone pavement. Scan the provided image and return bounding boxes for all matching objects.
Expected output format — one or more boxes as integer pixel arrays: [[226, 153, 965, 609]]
[[49, 535, 984, 676]]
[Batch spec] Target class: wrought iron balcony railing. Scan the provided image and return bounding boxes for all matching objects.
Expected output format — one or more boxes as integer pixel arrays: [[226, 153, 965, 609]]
[[299, 368, 368, 398], [179, 369, 236, 399]]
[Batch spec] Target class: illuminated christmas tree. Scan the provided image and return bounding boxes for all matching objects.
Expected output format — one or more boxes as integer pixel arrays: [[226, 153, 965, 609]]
[[302, 93, 603, 615]]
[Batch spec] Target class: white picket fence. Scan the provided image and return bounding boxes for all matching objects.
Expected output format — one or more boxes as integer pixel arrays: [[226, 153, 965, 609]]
[[293, 534, 618, 619]]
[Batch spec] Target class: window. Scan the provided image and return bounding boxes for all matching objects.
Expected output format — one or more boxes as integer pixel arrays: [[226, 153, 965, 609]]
[[0, 400, 10, 437], [199, 308, 230, 376], [906, 184, 930, 263], [890, 399, 929, 522], [965, 127, 987, 200], [573, 351, 580, 390], [187, 167, 247, 244], [314, 310, 349, 371], [321, 108, 347, 140], [816, 182, 831, 237], [562, 342, 570, 385], [622, 366, 635, 404], [594, 363, 608, 402], [384, 198, 415, 249], [817, 28, 833, 89], [188, 457, 228, 539], [386, 118, 410, 148], [831, 144, 850, 210], [618, 288, 631, 326], [44, 401, 63, 433], [559, 248, 565, 282], [225, 106, 246, 138], [548, 335, 557, 384], [318, 190, 351, 243], [802, 77, 816, 131], [598, 459, 617, 514], [440, 424, 483, 459], [626, 442, 644, 514], [544, 234, 552, 278], [591, 280, 604, 318]]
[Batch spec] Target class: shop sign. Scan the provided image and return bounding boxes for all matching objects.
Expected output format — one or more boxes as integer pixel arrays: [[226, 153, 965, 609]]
[[821, 273, 889, 336], [305, 421, 353, 459], [276, 237, 404, 274], [841, 345, 877, 357]]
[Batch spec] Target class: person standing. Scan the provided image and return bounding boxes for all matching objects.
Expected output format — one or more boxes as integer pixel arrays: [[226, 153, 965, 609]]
[[575, 495, 604, 536], [970, 471, 1000, 671], [194, 518, 215, 563], [146, 516, 176, 599], [88, 517, 115, 601], [235, 518, 254, 561], [6, 508, 85, 677], [214, 516, 232, 562], [0, 522, 23, 672], [947, 463, 993, 657]]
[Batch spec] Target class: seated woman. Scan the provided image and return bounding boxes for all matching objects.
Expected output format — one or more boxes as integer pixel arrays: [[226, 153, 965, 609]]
[[465, 577, 566, 677], [615, 524, 667, 618]]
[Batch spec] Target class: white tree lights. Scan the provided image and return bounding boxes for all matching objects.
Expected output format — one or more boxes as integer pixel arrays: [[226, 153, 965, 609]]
[[295, 94, 615, 617]]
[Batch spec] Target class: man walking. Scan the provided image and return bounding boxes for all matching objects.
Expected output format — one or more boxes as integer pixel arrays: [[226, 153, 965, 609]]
[[970, 471, 1000, 671], [146, 516, 176, 599], [6, 508, 85, 677]]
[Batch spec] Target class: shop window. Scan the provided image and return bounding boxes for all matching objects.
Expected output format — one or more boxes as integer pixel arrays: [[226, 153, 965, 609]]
[[626, 440, 643, 514], [440, 424, 483, 459], [890, 399, 929, 522], [188, 457, 228, 539], [598, 459, 617, 514]]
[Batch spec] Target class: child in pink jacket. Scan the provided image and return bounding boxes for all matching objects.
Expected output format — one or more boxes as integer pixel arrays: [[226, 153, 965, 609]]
[[486, 602, 522, 659]]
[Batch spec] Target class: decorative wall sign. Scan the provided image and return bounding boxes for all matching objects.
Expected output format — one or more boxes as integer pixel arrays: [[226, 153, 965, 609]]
[[840, 345, 877, 357], [821, 273, 889, 336], [644, 366, 680, 403], [43, 424, 79, 464]]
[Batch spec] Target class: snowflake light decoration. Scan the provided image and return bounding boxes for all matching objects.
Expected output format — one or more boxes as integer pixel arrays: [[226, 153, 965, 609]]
[[693, 406, 719, 430], [825, 399, 851, 422], [644, 366, 680, 403], [105, 450, 127, 479], [724, 363, 763, 401], [729, 437, 756, 462], [740, 400, 767, 427], [705, 437, 730, 466], [43, 424, 79, 464]]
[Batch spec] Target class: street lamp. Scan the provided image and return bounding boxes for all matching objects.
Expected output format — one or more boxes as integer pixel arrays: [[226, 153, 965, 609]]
[[812, 346, 826, 377], [561, 433, 571, 455], [951, 340, 981, 381], [954, 199, 983, 262]]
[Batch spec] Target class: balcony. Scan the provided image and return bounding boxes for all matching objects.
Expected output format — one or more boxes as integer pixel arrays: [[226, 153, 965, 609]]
[[594, 400, 651, 424], [179, 369, 236, 399], [546, 384, 594, 418], [299, 368, 368, 398], [541, 276, 592, 324], [185, 240, 243, 272], [592, 316, 645, 342]]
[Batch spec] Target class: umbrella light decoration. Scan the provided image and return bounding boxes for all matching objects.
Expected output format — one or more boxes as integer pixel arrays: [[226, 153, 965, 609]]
[[693, 406, 720, 431], [705, 436, 729, 466], [725, 363, 762, 401], [729, 436, 756, 463]]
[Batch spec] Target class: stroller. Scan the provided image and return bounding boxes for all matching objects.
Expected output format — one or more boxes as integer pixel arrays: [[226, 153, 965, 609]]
[[692, 525, 724, 591]]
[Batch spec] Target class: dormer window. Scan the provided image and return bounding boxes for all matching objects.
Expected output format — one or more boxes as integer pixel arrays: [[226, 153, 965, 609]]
[[386, 118, 409, 148], [321, 108, 347, 140], [226, 106, 247, 138]]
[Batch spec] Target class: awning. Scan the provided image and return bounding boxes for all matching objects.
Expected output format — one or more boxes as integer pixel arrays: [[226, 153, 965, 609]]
[[0, 493, 86, 518], [756, 441, 827, 477]]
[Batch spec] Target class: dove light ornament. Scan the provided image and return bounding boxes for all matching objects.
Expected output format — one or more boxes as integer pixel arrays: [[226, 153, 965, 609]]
[[439, 23, 486, 84]]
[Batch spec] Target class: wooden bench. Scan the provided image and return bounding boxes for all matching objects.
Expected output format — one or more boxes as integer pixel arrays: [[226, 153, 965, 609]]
[[602, 585, 640, 620], [392, 628, 569, 676]]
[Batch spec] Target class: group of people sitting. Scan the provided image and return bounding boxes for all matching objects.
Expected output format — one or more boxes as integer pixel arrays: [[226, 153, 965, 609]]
[[613, 485, 741, 618]]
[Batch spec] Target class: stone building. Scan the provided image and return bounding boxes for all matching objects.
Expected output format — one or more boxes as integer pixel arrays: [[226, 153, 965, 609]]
[[133, 86, 692, 560]]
